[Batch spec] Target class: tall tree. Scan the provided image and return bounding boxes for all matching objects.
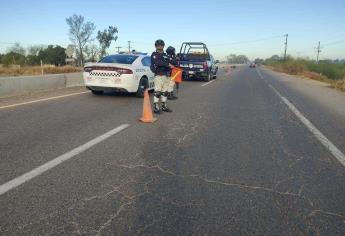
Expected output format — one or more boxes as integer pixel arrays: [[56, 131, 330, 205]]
[[26, 45, 45, 65], [27, 45, 45, 56], [7, 43, 26, 55], [66, 14, 95, 66], [84, 42, 100, 62], [97, 26, 118, 58], [38, 45, 66, 66], [1, 52, 26, 66]]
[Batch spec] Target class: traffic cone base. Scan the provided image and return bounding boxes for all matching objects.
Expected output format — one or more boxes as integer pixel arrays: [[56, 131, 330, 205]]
[[139, 89, 157, 123], [139, 117, 157, 123]]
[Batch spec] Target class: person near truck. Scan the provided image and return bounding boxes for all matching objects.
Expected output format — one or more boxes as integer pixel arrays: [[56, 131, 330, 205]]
[[166, 46, 179, 100], [150, 39, 174, 113]]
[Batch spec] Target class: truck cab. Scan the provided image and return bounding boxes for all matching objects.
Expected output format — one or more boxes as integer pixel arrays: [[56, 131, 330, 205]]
[[178, 42, 218, 82]]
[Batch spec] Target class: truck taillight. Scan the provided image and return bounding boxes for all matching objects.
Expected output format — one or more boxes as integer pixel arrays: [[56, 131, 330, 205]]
[[203, 62, 208, 69]]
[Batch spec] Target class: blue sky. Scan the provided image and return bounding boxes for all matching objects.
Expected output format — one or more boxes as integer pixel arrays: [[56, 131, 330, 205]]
[[0, 0, 344, 60]]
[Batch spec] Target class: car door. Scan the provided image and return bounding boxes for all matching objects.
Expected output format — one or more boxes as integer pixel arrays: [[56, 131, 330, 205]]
[[141, 56, 155, 89]]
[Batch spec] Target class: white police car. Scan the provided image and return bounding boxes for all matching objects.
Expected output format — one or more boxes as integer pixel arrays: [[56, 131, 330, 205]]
[[83, 53, 155, 97]]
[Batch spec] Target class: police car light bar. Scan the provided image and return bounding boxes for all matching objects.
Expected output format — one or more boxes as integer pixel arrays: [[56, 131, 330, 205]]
[[132, 52, 148, 55]]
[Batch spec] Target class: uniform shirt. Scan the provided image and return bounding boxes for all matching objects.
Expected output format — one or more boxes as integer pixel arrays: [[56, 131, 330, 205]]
[[168, 54, 179, 67], [151, 51, 170, 76]]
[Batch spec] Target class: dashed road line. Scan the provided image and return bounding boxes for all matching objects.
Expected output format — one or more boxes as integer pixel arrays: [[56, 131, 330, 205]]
[[0, 91, 90, 110], [201, 80, 216, 87], [0, 124, 130, 195]]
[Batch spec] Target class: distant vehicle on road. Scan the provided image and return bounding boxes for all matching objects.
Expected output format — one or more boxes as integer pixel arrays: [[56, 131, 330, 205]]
[[249, 63, 256, 68], [83, 53, 155, 97], [178, 42, 218, 82]]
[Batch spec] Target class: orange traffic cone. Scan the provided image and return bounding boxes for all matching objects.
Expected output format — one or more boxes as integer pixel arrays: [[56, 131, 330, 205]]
[[139, 89, 157, 123]]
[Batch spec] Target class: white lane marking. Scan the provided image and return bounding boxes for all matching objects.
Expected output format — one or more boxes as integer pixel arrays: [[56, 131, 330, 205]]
[[0, 124, 130, 195], [201, 80, 215, 87], [256, 69, 264, 79], [0, 91, 90, 110], [257, 69, 345, 167]]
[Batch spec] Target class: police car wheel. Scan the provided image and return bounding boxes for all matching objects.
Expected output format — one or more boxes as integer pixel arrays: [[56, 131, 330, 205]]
[[136, 77, 148, 98], [91, 90, 104, 95]]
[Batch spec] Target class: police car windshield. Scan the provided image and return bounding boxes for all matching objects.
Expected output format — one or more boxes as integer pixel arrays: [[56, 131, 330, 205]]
[[99, 55, 138, 64]]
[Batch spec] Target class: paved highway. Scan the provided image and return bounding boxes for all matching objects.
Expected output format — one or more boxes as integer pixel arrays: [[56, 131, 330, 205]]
[[1, 66, 344, 235]]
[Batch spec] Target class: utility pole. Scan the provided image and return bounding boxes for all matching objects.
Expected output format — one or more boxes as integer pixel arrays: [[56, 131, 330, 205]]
[[284, 34, 288, 60], [127, 41, 132, 53], [315, 41, 321, 64], [115, 46, 122, 53]]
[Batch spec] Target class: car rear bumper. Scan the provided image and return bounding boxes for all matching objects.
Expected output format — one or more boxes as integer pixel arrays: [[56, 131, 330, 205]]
[[183, 70, 210, 78], [86, 86, 129, 93], [83, 72, 138, 92]]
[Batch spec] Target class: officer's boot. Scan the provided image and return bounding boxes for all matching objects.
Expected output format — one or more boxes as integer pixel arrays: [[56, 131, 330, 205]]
[[168, 92, 178, 100], [171, 91, 178, 100], [153, 103, 161, 114], [161, 102, 172, 112]]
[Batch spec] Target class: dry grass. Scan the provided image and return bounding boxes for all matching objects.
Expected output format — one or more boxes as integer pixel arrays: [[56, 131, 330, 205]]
[[267, 63, 345, 92], [300, 71, 329, 82], [331, 79, 345, 91], [0, 65, 82, 77]]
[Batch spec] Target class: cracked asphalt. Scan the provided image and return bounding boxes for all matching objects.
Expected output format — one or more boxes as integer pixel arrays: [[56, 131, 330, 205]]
[[1, 66, 345, 235]]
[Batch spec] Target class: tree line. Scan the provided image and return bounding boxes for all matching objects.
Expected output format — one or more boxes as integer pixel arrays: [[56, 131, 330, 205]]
[[0, 43, 66, 67], [226, 54, 345, 65], [254, 55, 345, 65], [0, 14, 118, 67]]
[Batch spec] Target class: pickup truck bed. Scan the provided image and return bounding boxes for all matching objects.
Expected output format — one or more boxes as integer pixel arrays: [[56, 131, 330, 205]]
[[178, 42, 218, 82]]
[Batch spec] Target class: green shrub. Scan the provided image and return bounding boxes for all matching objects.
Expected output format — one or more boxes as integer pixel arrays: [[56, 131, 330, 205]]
[[266, 57, 345, 80], [306, 63, 345, 80]]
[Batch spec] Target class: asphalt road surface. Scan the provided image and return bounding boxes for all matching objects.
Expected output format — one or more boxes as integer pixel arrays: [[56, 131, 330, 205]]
[[1, 66, 345, 235]]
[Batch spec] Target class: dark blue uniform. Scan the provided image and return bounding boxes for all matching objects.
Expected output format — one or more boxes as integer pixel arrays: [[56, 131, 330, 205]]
[[168, 54, 178, 67], [151, 51, 171, 76]]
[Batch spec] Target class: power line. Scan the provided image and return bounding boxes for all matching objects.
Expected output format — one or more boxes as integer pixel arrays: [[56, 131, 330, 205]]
[[0, 41, 70, 46], [208, 35, 284, 46], [0, 41, 17, 45], [323, 39, 345, 47]]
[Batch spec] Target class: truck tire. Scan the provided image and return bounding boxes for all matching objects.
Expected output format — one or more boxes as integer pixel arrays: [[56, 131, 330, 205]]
[[213, 68, 218, 79], [204, 71, 211, 82]]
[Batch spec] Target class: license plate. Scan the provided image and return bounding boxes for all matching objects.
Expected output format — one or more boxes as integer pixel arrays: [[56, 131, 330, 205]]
[[189, 71, 195, 74], [97, 78, 109, 84], [114, 78, 122, 84]]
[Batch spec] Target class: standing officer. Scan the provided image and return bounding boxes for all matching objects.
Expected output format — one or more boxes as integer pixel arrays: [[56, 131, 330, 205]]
[[166, 46, 179, 100], [151, 39, 174, 113]]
